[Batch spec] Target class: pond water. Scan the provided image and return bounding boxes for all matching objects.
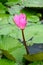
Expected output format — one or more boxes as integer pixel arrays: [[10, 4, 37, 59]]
[[28, 44, 43, 54]]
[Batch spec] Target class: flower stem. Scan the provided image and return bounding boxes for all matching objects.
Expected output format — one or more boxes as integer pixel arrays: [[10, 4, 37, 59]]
[[21, 29, 29, 54]]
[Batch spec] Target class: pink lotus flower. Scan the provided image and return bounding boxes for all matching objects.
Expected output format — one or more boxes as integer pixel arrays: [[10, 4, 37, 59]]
[[13, 13, 27, 29]]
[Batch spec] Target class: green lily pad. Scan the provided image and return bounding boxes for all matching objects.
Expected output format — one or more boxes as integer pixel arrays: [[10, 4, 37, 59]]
[[0, 49, 16, 61], [21, 8, 40, 23], [20, 0, 43, 7], [24, 52, 43, 62], [0, 14, 9, 25], [0, 59, 16, 65], [0, 3, 7, 14], [0, 35, 22, 61], [6, 0, 21, 6], [0, 35, 22, 50], [29, 61, 43, 65], [10, 46, 26, 63], [8, 5, 24, 15]]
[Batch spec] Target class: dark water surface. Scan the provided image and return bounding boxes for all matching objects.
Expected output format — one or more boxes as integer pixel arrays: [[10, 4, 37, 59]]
[[28, 44, 43, 54]]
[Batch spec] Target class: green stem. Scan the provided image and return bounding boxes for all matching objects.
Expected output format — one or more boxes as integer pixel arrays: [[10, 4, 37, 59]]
[[22, 29, 29, 54]]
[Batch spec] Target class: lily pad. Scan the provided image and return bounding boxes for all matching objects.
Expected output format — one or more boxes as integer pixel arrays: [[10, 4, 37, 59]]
[[0, 59, 16, 65], [24, 52, 43, 62], [20, 0, 43, 7]]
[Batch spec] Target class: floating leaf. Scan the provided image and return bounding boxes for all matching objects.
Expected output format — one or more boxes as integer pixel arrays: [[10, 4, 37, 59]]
[[20, 0, 43, 7], [0, 59, 16, 65], [0, 3, 7, 14], [0, 14, 9, 25], [6, 0, 21, 6], [0, 35, 23, 61], [24, 52, 43, 62], [0, 35, 22, 50], [10, 46, 26, 63], [1, 49, 16, 61], [21, 8, 40, 23], [8, 5, 24, 15], [29, 61, 43, 65]]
